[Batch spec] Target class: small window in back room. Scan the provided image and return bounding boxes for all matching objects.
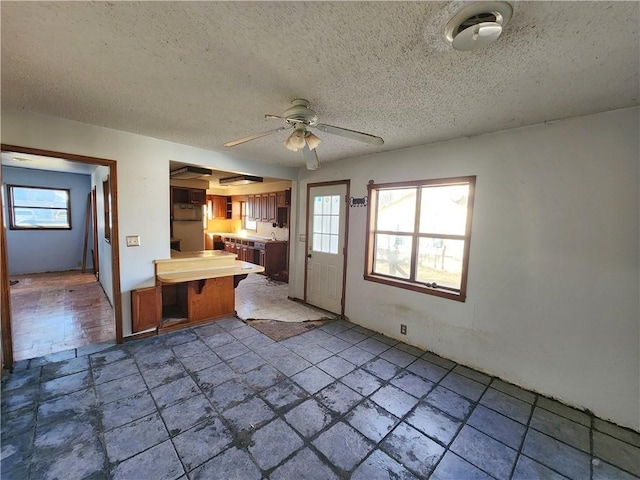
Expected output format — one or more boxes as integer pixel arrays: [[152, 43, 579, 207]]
[[7, 184, 71, 230], [365, 176, 476, 301]]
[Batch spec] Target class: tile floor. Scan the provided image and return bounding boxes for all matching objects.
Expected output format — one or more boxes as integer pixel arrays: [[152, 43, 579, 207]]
[[2, 318, 639, 480], [9, 272, 115, 361], [235, 274, 333, 323]]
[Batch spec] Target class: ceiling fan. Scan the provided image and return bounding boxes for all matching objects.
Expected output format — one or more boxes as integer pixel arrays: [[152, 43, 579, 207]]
[[223, 99, 384, 170]]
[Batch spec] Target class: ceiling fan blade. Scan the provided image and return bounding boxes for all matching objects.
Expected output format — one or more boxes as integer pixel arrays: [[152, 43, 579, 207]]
[[302, 145, 320, 170], [314, 123, 384, 145], [224, 126, 289, 148], [264, 114, 285, 120]]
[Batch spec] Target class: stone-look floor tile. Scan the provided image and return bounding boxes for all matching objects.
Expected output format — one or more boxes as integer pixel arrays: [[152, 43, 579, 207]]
[[390, 371, 435, 399], [317, 382, 363, 415], [395, 343, 425, 357], [341, 369, 383, 396], [34, 413, 99, 450], [37, 387, 97, 426], [371, 384, 418, 418], [99, 391, 157, 431], [202, 331, 236, 349], [0, 430, 33, 474], [351, 449, 419, 480], [593, 431, 640, 477], [406, 403, 461, 445], [346, 399, 399, 442], [320, 322, 351, 335], [270, 448, 340, 480], [226, 351, 266, 374], [451, 425, 517, 479], [249, 418, 304, 470], [31, 437, 105, 480], [467, 404, 526, 450], [337, 346, 375, 366], [261, 379, 308, 411], [318, 336, 352, 354], [189, 447, 261, 480], [89, 348, 128, 367], [337, 329, 368, 345], [206, 379, 253, 411], [40, 370, 92, 400], [530, 406, 590, 452], [357, 337, 392, 355], [284, 398, 334, 438], [162, 329, 199, 347], [193, 363, 235, 390], [440, 372, 486, 402], [222, 396, 276, 432], [95, 373, 147, 405], [240, 332, 275, 350], [593, 458, 640, 480], [425, 386, 474, 420], [491, 379, 536, 404], [139, 358, 187, 389], [92, 357, 139, 385], [480, 388, 532, 424], [243, 363, 285, 391], [406, 359, 448, 383], [30, 349, 77, 367], [105, 413, 168, 463], [172, 418, 233, 472], [229, 325, 259, 340], [381, 422, 445, 477], [453, 365, 492, 385], [179, 351, 222, 373], [372, 333, 398, 346], [1, 407, 35, 441], [269, 353, 312, 377], [161, 394, 215, 436], [522, 429, 591, 480], [76, 341, 115, 358], [171, 339, 210, 359], [288, 344, 333, 364], [192, 322, 225, 338], [213, 340, 250, 361], [379, 347, 417, 367], [111, 439, 184, 480], [316, 356, 356, 378], [133, 348, 176, 369], [292, 366, 334, 394], [512, 454, 569, 480], [2, 367, 42, 391], [216, 317, 246, 331], [594, 418, 640, 448], [536, 396, 591, 427], [431, 451, 494, 480], [420, 351, 456, 369], [313, 422, 373, 473], [362, 358, 401, 381], [151, 375, 200, 409], [41, 356, 89, 381]]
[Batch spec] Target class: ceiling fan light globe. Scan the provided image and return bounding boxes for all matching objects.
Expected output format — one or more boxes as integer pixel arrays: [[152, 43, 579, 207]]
[[284, 137, 299, 152], [305, 132, 321, 150]]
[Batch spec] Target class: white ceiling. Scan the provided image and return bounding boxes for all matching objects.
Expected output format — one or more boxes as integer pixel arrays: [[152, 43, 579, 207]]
[[1, 1, 638, 170], [1, 152, 97, 176]]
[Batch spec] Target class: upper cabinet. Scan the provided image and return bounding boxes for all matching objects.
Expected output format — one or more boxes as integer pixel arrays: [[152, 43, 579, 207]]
[[172, 187, 206, 205], [206, 195, 231, 219]]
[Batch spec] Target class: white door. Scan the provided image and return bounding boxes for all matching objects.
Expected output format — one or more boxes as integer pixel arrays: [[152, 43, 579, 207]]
[[306, 183, 347, 314]]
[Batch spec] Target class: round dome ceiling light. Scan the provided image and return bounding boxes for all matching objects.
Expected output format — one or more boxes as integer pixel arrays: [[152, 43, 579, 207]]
[[443, 1, 513, 51]]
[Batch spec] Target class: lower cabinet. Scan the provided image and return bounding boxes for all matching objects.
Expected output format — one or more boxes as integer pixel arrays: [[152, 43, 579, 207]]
[[132, 286, 161, 333]]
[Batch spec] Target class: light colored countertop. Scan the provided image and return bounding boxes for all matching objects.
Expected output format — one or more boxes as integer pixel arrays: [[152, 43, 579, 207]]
[[208, 232, 288, 243], [154, 250, 265, 283]]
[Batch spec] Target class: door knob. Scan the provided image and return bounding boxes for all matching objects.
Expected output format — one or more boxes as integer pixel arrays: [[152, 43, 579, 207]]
[[307, 254, 312, 258]]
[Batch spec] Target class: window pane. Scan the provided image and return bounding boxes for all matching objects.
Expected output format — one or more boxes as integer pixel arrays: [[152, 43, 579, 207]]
[[373, 233, 412, 279], [12, 186, 68, 208], [313, 233, 322, 251], [420, 184, 469, 235], [376, 188, 416, 232], [330, 216, 339, 235], [330, 235, 338, 254], [416, 238, 465, 289], [331, 195, 340, 215], [313, 215, 322, 233]]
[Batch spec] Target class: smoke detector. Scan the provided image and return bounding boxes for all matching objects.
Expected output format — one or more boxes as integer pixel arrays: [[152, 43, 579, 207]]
[[444, 2, 513, 51]]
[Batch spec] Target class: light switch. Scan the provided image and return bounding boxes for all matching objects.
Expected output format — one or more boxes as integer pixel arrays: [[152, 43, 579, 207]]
[[126, 235, 141, 247], [299, 234, 306, 242]]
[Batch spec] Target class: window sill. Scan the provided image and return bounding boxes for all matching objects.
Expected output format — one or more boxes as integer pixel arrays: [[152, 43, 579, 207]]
[[364, 273, 466, 302]]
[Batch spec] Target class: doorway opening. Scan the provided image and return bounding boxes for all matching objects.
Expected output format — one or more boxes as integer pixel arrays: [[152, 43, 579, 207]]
[[1, 145, 123, 369]]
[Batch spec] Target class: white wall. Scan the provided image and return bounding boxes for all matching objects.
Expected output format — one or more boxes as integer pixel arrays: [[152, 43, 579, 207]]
[[92, 166, 113, 304], [3, 166, 93, 275], [294, 107, 640, 431], [1, 109, 297, 336]]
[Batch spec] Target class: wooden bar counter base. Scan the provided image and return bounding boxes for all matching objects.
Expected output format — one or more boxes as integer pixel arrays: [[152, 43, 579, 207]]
[[132, 250, 264, 334]]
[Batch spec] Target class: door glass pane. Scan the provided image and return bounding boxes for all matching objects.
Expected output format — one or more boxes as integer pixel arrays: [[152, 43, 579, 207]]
[[376, 188, 416, 233], [416, 238, 465, 289], [419, 184, 469, 235], [373, 233, 412, 279], [311, 194, 340, 254]]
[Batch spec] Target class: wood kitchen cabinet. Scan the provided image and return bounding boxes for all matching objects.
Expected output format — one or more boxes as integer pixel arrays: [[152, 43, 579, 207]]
[[172, 187, 206, 205], [259, 193, 276, 222], [207, 195, 228, 219], [132, 286, 161, 333]]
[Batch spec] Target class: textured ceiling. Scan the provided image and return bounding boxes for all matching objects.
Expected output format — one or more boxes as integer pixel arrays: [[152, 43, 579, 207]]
[[2, 1, 638, 170]]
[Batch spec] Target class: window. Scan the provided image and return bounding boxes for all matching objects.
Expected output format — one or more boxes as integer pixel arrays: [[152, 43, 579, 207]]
[[241, 202, 257, 231], [365, 176, 475, 301], [312, 194, 341, 254], [7, 185, 71, 230]]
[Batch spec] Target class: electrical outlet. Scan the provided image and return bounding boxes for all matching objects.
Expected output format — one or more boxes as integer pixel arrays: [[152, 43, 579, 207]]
[[126, 235, 141, 247], [400, 324, 407, 335]]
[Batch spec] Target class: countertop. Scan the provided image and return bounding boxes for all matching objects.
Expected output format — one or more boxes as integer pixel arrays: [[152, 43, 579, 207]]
[[208, 232, 288, 244], [154, 250, 265, 283]]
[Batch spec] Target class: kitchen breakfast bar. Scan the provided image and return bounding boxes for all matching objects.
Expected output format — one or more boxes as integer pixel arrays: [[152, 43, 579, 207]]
[[131, 250, 264, 334]]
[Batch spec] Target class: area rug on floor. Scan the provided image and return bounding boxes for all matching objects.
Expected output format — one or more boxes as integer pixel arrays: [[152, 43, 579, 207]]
[[244, 318, 331, 341]]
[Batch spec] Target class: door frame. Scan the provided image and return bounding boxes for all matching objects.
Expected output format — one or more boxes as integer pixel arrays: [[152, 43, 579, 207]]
[[1, 144, 123, 369], [304, 180, 350, 318]]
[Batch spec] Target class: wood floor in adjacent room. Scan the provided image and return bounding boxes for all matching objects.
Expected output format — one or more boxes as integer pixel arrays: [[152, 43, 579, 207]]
[[9, 271, 114, 361]]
